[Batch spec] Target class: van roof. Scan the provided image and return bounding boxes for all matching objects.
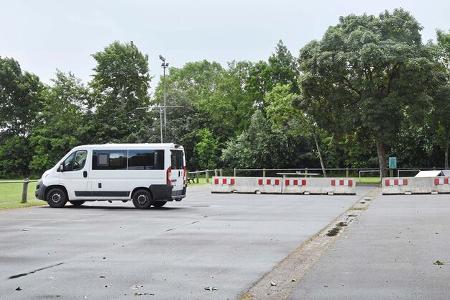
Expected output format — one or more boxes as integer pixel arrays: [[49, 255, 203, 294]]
[[73, 143, 184, 150]]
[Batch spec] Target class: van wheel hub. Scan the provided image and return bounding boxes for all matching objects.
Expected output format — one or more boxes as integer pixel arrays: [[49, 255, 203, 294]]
[[137, 194, 147, 204], [132, 189, 153, 209], [51, 193, 61, 203]]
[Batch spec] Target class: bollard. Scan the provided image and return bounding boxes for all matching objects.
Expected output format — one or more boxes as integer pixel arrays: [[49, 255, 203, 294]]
[[195, 171, 199, 184], [346, 168, 349, 178], [21, 178, 29, 203], [219, 169, 223, 177], [233, 168, 237, 177], [262, 168, 266, 177], [206, 170, 209, 183], [214, 169, 218, 176]]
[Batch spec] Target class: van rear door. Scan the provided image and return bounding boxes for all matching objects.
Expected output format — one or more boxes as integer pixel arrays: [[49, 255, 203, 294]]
[[170, 149, 185, 196]]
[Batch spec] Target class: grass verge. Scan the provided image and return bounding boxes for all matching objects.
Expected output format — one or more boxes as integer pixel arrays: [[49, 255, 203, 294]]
[[0, 181, 45, 210], [357, 177, 381, 185], [187, 177, 210, 185]]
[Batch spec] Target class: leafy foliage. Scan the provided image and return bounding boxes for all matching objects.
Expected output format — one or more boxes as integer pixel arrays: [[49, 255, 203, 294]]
[[298, 9, 444, 175], [90, 41, 153, 143], [1, 10, 449, 178], [0, 57, 44, 177], [29, 71, 91, 174]]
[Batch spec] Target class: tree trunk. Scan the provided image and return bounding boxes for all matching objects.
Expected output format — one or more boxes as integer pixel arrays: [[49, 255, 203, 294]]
[[445, 142, 449, 170], [376, 140, 388, 177], [313, 132, 327, 177]]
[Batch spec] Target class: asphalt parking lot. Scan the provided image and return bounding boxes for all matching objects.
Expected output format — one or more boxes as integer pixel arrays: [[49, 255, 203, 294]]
[[0, 185, 360, 299], [291, 193, 450, 300]]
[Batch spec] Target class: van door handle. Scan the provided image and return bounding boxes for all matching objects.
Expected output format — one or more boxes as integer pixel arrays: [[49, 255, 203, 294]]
[[83, 171, 87, 178]]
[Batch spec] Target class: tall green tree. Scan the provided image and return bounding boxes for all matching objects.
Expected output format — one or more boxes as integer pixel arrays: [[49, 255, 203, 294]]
[[30, 71, 92, 174], [432, 30, 450, 169], [299, 9, 442, 176], [221, 110, 313, 168], [91, 41, 153, 143], [0, 57, 44, 177], [153, 60, 224, 167], [268, 40, 299, 94], [265, 83, 327, 175], [194, 128, 219, 170]]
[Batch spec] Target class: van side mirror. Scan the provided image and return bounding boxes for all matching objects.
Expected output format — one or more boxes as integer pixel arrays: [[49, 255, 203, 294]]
[[58, 164, 64, 172]]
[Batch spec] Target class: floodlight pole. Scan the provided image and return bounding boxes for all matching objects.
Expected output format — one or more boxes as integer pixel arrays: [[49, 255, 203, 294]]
[[136, 106, 163, 142], [159, 106, 163, 143], [159, 55, 169, 141]]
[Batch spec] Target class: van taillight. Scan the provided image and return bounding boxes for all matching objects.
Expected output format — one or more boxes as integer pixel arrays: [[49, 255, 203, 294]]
[[166, 167, 172, 186], [183, 166, 187, 184]]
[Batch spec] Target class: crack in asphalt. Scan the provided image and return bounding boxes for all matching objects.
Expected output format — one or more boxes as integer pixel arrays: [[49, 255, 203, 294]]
[[8, 262, 64, 280], [164, 219, 201, 233]]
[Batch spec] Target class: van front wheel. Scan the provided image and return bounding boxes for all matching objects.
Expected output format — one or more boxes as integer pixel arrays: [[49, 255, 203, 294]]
[[132, 189, 153, 209], [46, 188, 68, 208]]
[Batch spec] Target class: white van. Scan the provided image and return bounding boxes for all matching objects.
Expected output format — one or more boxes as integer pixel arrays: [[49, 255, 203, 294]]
[[35, 143, 187, 209]]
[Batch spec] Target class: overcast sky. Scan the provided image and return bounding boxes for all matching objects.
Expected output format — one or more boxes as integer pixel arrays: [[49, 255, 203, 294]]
[[1, 0, 449, 86]]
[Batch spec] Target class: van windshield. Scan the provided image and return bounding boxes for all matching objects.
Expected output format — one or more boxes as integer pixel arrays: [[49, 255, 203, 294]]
[[170, 150, 184, 169]]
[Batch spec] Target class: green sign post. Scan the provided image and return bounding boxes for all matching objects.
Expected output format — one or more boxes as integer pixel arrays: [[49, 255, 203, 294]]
[[388, 157, 397, 177], [388, 157, 397, 169]]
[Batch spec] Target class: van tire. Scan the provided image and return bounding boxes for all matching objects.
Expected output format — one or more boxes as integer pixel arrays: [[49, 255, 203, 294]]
[[69, 201, 85, 207], [153, 201, 167, 208], [46, 187, 68, 208], [132, 189, 153, 209]]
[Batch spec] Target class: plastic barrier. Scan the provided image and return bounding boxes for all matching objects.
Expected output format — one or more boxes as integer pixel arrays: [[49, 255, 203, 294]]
[[211, 177, 356, 195], [330, 178, 355, 195], [434, 177, 450, 194], [255, 177, 282, 194], [211, 177, 236, 193], [288, 178, 355, 195], [282, 178, 308, 194], [381, 177, 450, 194], [211, 176, 282, 194]]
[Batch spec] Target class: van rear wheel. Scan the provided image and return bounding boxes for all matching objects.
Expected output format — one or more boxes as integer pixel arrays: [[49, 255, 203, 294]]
[[69, 201, 85, 207], [153, 201, 167, 208], [46, 188, 68, 208], [132, 189, 153, 209]]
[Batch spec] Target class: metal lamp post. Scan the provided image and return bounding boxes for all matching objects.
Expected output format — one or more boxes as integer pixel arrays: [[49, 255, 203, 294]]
[[159, 55, 169, 140], [136, 106, 164, 142]]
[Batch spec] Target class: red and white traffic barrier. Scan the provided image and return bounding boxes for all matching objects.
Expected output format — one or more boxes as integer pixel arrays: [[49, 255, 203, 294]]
[[211, 176, 356, 195], [381, 177, 450, 194], [211, 176, 236, 193], [434, 177, 449, 185], [384, 178, 408, 186], [283, 178, 308, 194], [256, 177, 282, 193], [213, 177, 236, 185], [434, 177, 450, 193], [331, 179, 353, 187], [329, 179, 354, 195]]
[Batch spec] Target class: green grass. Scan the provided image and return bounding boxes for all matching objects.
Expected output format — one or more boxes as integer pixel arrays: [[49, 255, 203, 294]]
[[187, 177, 209, 185], [357, 177, 381, 184], [0, 181, 45, 209]]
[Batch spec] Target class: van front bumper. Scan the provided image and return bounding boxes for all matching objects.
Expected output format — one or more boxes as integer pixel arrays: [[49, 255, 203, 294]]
[[35, 180, 47, 200]]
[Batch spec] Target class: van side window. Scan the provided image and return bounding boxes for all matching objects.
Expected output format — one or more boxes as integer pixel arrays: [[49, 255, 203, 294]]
[[128, 150, 164, 170], [63, 150, 87, 171], [170, 150, 184, 169], [93, 150, 127, 170]]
